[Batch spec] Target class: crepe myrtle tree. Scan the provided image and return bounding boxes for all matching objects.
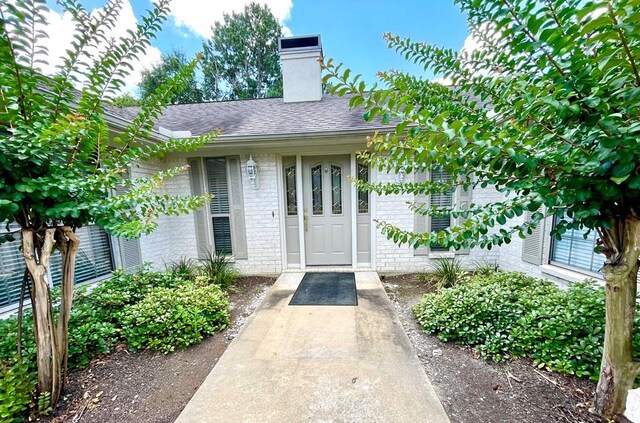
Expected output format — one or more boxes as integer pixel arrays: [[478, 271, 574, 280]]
[[324, 0, 640, 418], [0, 0, 216, 412]]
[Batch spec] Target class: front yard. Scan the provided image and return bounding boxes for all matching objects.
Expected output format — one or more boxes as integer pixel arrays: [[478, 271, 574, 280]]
[[3, 264, 625, 422], [43, 275, 274, 423], [383, 273, 603, 423]]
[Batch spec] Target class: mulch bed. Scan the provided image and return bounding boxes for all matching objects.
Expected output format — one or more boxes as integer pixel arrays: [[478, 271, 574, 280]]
[[39, 276, 275, 423], [381, 273, 606, 423]]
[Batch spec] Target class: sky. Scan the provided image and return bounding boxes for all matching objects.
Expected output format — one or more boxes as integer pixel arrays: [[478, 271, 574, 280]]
[[44, 0, 471, 96]]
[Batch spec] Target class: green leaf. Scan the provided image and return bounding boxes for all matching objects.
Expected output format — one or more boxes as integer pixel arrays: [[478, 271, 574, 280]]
[[611, 162, 635, 178]]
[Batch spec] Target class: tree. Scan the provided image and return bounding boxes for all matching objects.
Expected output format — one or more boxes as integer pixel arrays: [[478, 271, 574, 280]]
[[139, 49, 203, 104], [324, 0, 640, 419], [202, 2, 283, 100], [0, 0, 215, 413], [110, 93, 141, 107]]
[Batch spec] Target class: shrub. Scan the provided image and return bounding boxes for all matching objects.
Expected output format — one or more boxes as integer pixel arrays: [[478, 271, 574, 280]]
[[0, 357, 34, 422], [0, 266, 228, 421], [413, 271, 634, 380], [65, 288, 118, 369], [199, 251, 239, 289], [122, 283, 229, 353], [88, 265, 188, 319]]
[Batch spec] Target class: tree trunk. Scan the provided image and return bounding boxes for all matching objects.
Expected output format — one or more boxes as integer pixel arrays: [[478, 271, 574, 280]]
[[594, 217, 640, 419], [55, 227, 80, 388], [21, 227, 80, 412]]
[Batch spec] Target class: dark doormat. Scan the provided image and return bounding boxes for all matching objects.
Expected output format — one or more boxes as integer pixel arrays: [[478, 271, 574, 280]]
[[289, 272, 357, 306]]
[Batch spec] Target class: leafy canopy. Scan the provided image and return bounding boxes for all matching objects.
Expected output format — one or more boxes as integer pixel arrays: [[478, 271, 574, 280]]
[[324, 0, 640, 255], [139, 49, 203, 104], [202, 2, 283, 100], [0, 0, 216, 240], [110, 93, 141, 108]]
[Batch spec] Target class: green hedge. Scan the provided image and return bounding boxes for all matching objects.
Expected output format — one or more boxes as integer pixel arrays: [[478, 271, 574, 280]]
[[0, 265, 232, 421], [413, 271, 640, 380], [122, 283, 229, 352]]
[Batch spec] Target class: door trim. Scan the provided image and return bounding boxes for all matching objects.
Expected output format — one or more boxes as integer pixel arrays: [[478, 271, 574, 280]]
[[350, 153, 357, 267], [280, 152, 373, 271], [296, 154, 306, 268]]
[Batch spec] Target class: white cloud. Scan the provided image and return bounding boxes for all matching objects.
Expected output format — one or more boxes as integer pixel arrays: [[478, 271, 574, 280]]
[[432, 76, 453, 86], [461, 31, 481, 56], [37, 1, 161, 95], [432, 23, 492, 86], [161, 0, 293, 38]]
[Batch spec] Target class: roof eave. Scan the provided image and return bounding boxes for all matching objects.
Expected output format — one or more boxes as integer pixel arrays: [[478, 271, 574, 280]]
[[103, 110, 170, 142], [213, 126, 393, 143]]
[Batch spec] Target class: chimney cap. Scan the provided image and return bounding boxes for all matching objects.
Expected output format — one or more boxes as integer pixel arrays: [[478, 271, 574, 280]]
[[279, 34, 322, 53]]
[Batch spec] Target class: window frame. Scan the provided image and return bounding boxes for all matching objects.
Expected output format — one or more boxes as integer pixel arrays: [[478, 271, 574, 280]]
[[206, 157, 234, 255], [428, 169, 454, 252]]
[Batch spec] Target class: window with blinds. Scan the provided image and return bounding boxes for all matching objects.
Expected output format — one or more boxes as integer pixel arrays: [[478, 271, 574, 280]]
[[0, 224, 114, 309], [550, 217, 604, 274], [429, 169, 453, 251], [206, 158, 233, 255]]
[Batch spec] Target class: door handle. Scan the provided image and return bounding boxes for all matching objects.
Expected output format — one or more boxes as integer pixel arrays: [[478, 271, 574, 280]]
[[303, 211, 309, 232]]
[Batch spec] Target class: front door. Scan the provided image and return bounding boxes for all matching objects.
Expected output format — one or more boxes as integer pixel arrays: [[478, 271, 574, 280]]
[[302, 155, 351, 266]]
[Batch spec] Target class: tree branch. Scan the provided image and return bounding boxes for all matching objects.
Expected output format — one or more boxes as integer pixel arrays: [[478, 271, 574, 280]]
[[607, 0, 640, 87], [0, 7, 29, 123]]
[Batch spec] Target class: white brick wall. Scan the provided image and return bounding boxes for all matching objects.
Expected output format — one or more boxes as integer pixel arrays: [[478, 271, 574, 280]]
[[235, 153, 282, 275], [132, 158, 198, 270], [373, 169, 499, 273], [133, 154, 283, 275]]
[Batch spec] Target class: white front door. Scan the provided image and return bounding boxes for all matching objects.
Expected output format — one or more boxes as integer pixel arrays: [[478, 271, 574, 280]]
[[302, 155, 352, 266]]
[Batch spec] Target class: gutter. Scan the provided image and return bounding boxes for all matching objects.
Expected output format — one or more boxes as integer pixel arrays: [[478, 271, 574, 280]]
[[200, 126, 393, 143]]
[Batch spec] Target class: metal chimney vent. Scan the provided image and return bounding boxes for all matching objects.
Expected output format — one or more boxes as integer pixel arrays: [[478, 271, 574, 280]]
[[279, 35, 322, 52]]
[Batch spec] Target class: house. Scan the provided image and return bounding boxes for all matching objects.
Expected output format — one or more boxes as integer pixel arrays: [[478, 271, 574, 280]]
[[0, 34, 604, 313]]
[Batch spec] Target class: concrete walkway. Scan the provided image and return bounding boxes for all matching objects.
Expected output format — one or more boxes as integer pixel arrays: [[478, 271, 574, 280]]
[[175, 272, 450, 423]]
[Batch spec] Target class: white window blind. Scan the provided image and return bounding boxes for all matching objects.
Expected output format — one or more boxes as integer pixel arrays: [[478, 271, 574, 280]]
[[550, 217, 604, 274], [206, 158, 232, 255], [0, 224, 113, 309]]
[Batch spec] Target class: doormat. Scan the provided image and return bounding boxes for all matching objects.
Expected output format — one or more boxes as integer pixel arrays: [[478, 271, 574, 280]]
[[289, 272, 357, 306]]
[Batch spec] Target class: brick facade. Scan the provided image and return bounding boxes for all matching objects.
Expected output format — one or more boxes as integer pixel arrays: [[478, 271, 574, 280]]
[[372, 168, 500, 273], [132, 152, 594, 286]]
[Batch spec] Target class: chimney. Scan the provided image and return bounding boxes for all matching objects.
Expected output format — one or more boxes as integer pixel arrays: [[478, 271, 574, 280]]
[[279, 35, 323, 103]]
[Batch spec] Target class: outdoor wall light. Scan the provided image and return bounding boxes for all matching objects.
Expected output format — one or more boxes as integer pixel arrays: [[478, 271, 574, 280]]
[[396, 169, 406, 184], [246, 155, 259, 189]]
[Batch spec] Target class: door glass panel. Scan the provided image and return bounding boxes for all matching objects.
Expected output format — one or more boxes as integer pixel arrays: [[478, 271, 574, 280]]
[[285, 164, 297, 216], [331, 164, 342, 214], [357, 162, 369, 213], [311, 164, 323, 215]]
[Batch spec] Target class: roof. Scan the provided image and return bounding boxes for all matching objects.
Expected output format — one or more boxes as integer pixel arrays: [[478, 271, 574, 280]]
[[114, 95, 391, 138]]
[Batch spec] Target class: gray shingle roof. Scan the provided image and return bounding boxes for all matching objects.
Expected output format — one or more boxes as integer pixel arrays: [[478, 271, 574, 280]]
[[114, 94, 389, 138]]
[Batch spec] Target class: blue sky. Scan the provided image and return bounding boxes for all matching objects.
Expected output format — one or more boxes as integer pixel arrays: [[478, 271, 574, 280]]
[[47, 1, 470, 94]]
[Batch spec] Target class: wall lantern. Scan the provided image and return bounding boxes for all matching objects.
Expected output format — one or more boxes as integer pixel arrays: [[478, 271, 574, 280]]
[[246, 155, 259, 189], [396, 169, 406, 184]]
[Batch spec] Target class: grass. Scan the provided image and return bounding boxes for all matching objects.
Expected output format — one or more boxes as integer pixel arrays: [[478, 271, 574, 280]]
[[417, 257, 469, 290]]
